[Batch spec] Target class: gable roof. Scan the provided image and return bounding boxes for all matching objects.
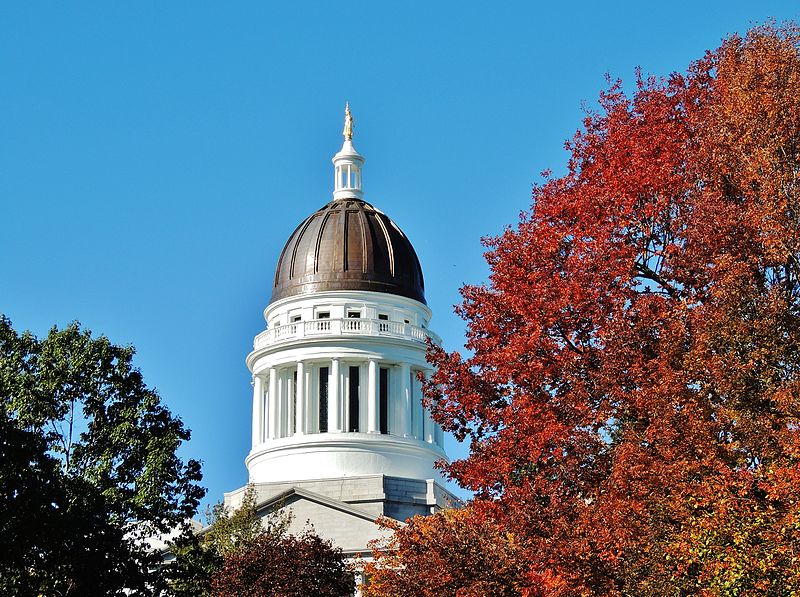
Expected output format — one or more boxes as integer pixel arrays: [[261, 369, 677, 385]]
[[253, 486, 385, 525]]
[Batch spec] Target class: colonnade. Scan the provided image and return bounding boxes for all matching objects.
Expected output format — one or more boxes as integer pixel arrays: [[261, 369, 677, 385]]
[[251, 358, 443, 449]]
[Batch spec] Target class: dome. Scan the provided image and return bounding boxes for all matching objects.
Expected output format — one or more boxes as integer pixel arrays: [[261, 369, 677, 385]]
[[270, 198, 426, 304]]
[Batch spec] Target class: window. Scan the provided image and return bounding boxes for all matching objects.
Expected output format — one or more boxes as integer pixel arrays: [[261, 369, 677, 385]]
[[404, 319, 410, 324], [290, 315, 302, 323], [318, 367, 329, 432], [379, 368, 389, 434], [347, 310, 361, 319], [378, 313, 389, 332], [348, 366, 359, 432], [317, 311, 330, 319], [378, 314, 389, 320]]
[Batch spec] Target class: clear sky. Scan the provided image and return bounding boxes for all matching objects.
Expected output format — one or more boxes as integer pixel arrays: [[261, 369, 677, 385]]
[[2, 2, 798, 511]]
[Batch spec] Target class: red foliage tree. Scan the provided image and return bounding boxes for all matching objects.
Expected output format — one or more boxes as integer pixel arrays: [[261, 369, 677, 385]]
[[375, 23, 800, 596], [363, 508, 529, 597], [210, 530, 354, 597]]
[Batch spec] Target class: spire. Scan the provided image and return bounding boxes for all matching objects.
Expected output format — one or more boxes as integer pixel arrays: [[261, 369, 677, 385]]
[[332, 103, 365, 200]]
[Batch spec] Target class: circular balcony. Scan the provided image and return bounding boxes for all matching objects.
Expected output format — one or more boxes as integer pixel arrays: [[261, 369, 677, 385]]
[[253, 317, 441, 351]]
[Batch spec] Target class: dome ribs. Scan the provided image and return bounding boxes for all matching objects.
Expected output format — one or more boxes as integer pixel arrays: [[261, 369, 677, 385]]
[[285, 214, 317, 282], [313, 210, 334, 274], [341, 203, 350, 272], [372, 211, 395, 278], [270, 199, 426, 304], [348, 203, 369, 274]]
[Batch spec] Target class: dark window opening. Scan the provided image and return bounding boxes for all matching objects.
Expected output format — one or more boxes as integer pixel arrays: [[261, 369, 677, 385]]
[[347, 311, 361, 318], [319, 367, 329, 433], [348, 366, 359, 432], [290, 315, 302, 323], [317, 311, 330, 319], [378, 313, 389, 331], [378, 314, 389, 320], [404, 319, 410, 324], [379, 368, 389, 434]]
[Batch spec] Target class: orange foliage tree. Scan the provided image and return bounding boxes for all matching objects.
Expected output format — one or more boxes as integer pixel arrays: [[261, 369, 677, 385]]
[[369, 23, 800, 596], [363, 507, 528, 597]]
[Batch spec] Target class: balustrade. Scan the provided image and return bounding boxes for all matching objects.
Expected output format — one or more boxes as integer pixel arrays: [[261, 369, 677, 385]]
[[253, 317, 438, 349]]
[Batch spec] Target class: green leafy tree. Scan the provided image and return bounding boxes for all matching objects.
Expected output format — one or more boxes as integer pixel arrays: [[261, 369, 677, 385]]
[[0, 316, 205, 595], [166, 528, 223, 597], [203, 486, 289, 557]]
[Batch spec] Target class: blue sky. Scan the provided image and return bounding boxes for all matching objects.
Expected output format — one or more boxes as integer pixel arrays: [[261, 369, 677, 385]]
[[2, 2, 798, 511]]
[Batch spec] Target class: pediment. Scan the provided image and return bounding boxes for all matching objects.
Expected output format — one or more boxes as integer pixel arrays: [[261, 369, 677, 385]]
[[254, 487, 393, 554]]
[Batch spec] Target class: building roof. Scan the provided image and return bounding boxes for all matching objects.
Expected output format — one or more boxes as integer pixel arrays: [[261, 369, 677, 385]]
[[270, 198, 426, 304]]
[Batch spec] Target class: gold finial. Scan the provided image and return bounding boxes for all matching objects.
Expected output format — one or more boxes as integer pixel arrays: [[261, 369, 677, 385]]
[[343, 102, 354, 141]]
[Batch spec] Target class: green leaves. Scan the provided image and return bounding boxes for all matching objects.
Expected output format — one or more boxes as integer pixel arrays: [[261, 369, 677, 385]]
[[0, 315, 205, 595]]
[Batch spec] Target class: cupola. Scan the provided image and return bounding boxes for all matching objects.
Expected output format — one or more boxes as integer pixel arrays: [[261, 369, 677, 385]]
[[269, 105, 426, 305], [332, 103, 364, 200]]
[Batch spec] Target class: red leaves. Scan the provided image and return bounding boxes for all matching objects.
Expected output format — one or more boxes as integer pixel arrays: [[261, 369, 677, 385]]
[[211, 531, 354, 597], [362, 508, 528, 597], [418, 22, 800, 596]]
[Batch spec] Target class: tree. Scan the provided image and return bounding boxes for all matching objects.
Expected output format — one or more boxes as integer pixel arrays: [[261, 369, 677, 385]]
[[0, 316, 205, 595], [211, 530, 354, 597], [390, 22, 800, 596], [167, 486, 355, 597], [166, 486, 287, 596], [362, 506, 529, 597], [167, 487, 353, 597]]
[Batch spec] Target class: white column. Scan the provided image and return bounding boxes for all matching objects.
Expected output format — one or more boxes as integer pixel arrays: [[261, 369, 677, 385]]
[[329, 358, 341, 432], [251, 375, 263, 448], [295, 361, 305, 435], [287, 372, 295, 437], [423, 403, 435, 444], [305, 366, 314, 433], [343, 368, 351, 432], [421, 370, 434, 443], [367, 358, 379, 433], [435, 422, 444, 448], [388, 364, 399, 435], [277, 374, 285, 438], [399, 363, 411, 437], [268, 367, 278, 439], [413, 371, 424, 439]]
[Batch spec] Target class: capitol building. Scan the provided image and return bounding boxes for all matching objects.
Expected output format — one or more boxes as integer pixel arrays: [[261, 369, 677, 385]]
[[223, 106, 457, 556]]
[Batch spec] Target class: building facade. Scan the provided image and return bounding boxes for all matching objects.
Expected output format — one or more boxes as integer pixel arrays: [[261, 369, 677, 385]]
[[224, 106, 456, 556]]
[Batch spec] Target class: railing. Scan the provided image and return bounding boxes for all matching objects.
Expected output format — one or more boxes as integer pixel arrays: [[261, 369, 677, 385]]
[[253, 318, 440, 350]]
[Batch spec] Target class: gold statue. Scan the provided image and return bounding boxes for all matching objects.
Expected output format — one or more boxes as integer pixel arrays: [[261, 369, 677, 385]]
[[343, 102, 354, 141]]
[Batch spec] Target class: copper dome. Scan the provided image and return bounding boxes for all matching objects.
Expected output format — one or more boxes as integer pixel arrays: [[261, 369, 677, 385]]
[[270, 199, 426, 304]]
